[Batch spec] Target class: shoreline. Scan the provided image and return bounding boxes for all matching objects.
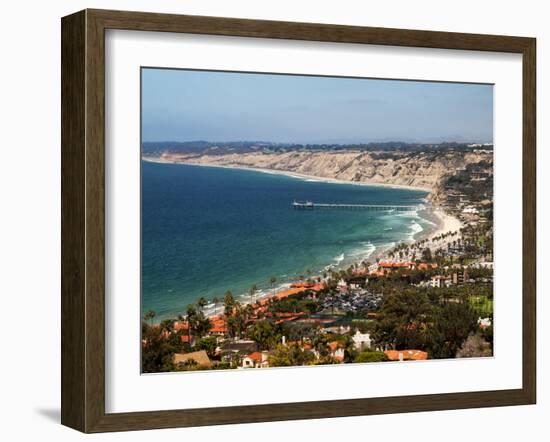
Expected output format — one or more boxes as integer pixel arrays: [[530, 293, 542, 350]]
[[358, 205, 462, 266], [142, 156, 463, 321], [142, 156, 433, 193]]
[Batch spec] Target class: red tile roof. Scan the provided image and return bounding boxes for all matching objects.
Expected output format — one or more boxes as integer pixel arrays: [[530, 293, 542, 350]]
[[417, 263, 438, 270], [378, 262, 415, 269], [384, 350, 428, 361], [247, 352, 263, 362], [209, 317, 226, 333], [290, 281, 315, 288]]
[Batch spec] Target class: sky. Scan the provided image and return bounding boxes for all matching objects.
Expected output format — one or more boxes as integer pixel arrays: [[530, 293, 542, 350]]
[[141, 68, 493, 144]]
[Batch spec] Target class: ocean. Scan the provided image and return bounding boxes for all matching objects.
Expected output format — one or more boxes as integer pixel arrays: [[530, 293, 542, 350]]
[[141, 161, 433, 319]]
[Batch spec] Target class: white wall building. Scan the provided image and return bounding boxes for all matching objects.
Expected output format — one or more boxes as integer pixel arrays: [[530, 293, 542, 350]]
[[352, 330, 372, 351]]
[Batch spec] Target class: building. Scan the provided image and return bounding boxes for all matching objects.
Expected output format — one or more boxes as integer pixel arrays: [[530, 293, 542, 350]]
[[384, 349, 428, 361], [242, 351, 270, 368], [474, 261, 494, 270], [429, 275, 449, 288], [218, 340, 258, 363], [209, 316, 226, 335], [478, 317, 492, 329], [352, 330, 372, 351], [328, 341, 345, 362], [462, 206, 479, 214], [452, 269, 468, 285], [173, 350, 212, 368], [415, 262, 438, 271]]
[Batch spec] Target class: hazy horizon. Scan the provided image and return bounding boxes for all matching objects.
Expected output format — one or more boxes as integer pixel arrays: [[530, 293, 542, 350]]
[[142, 68, 494, 145], [141, 138, 493, 145]]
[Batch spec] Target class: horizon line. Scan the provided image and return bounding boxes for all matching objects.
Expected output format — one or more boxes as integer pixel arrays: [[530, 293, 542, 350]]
[[141, 139, 494, 145]]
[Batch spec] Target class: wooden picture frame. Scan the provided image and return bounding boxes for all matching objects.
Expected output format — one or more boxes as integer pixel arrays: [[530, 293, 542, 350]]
[[61, 8, 536, 433]]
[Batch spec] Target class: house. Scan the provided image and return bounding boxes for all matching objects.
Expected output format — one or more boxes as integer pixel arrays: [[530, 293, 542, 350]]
[[173, 350, 212, 368], [219, 340, 258, 362], [462, 206, 479, 215], [179, 335, 193, 345], [347, 275, 368, 289], [378, 262, 415, 271], [209, 316, 226, 335], [328, 341, 345, 362], [242, 351, 269, 368], [384, 349, 428, 361], [429, 275, 448, 288], [478, 317, 492, 329], [415, 262, 438, 271], [352, 330, 372, 351], [337, 279, 349, 293]]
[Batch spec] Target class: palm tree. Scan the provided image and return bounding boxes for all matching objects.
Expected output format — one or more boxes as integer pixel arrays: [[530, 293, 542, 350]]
[[269, 276, 277, 289], [249, 284, 258, 304], [186, 304, 197, 344], [196, 296, 208, 312], [223, 290, 235, 337], [159, 319, 174, 334], [143, 310, 156, 326], [212, 296, 220, 315], [245, 304, 255, 322]]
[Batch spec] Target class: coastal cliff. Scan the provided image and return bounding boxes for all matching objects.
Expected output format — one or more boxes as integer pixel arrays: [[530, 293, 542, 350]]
[[150, 149, 492, 195]]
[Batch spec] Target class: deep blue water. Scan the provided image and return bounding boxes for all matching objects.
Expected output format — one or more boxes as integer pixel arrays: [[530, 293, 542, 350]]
[[141, 161, 431, 319]]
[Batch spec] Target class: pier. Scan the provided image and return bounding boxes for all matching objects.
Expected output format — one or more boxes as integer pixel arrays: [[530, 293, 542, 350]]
[[292, 201, 420, 211]]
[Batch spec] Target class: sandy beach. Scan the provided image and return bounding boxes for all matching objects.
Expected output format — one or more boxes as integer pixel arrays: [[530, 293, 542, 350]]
[[431, 208, 463, 238]]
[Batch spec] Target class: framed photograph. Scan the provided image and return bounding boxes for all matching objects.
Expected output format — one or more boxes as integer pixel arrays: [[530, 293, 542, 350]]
[[61, 9, 536, 433]]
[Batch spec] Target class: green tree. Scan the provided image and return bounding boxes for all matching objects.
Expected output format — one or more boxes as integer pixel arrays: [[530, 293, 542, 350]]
[[212, 296, 220, 315], [249, 284, 258, 304], [143, 309, 156, 326], [354, 350, 389, 363], [141, 322, 176, 373], [373, 290, 433, 350], [185, 304, 198, 343], [421, 247, 432, 262], [268, 344, 315, 367], [224, 290, 235, 317], [246, 320, 280, 350], [193, 336, 218, 357], [159, 319, 174, 334], [426, 302, 479, 359], [196, 296, 208, 311]]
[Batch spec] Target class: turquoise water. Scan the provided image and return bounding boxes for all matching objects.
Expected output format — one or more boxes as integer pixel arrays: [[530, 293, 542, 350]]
[[141, 161, 432, 319]]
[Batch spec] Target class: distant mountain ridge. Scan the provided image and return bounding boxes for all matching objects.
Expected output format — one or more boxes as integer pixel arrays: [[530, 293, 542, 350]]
[[142, 140, 493, 157]]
